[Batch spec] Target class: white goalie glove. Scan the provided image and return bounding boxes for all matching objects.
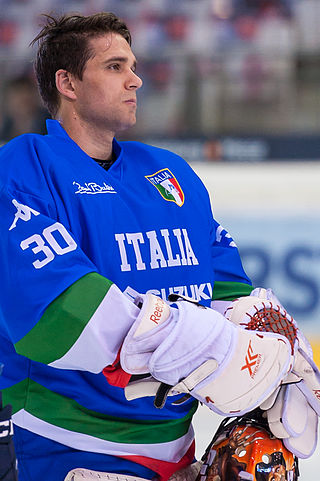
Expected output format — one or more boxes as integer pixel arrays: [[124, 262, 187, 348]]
[[120, 293, 292, 416], [224, 287, 320, 458]]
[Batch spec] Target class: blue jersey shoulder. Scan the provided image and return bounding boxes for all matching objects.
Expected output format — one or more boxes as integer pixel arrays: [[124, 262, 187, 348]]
[[119, 140, 186, 164], [0, 134, 48, 191], [119, 140, 205, 188]]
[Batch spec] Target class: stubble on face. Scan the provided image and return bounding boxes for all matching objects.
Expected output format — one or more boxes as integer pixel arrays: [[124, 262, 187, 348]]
[[73, 33, 141, 136]]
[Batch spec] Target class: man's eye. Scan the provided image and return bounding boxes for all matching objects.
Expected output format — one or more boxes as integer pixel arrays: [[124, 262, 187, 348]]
[[109, 64, 120, 70]]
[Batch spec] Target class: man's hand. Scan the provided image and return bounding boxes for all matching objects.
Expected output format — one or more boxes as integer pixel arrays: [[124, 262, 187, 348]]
[[120, 293, 292, 416]]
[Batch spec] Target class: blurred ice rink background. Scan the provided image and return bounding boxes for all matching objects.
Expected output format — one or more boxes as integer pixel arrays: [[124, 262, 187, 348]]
[[0, 0, 319, 479], [1, 0, 320, 146], [192, 161, 320, 481]]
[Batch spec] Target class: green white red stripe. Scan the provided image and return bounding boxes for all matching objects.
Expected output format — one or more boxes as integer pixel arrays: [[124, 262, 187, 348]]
[[14, 273, 139, 372]]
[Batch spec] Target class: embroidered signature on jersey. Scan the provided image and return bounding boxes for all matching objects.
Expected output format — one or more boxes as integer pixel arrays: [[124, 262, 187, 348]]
[[73, 181, 116, 195], [145, 169, 184, 206]]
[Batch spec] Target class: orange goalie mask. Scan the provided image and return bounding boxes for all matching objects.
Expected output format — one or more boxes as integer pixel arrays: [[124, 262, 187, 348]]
[[197, 411, 299, 481]]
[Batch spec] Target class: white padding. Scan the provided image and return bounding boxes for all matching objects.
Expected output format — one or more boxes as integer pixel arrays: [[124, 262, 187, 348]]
[[284, 405, 318, 459], [64, 469, 149, 481], [267, 384, 308, 439], [121, 294, 292, 416], [173, 328, 291, 416]]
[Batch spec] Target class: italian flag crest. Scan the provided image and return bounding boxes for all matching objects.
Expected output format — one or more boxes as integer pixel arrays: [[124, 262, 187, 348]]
[[145, 168, 184, 206]]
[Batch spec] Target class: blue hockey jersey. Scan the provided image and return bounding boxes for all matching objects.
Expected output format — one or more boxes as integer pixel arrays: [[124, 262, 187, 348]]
[[0, 119, 252, 474]]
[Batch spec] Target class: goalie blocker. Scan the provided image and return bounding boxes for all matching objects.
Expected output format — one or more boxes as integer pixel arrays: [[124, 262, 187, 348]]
[[120, 293, 293, 417]]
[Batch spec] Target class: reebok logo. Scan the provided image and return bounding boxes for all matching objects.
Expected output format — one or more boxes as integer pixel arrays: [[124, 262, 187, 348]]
[[134, 296, 169, 337], [241, 339, 262, 379], [149, 297, 166, 325]]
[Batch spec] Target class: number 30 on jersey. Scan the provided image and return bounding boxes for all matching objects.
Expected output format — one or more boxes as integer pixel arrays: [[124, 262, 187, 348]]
[[20, 222, 77, 269]]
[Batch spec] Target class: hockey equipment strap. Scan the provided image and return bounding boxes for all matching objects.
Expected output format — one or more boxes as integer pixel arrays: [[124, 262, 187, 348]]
[[120, 293, 292, 416], [124, 375, 191, 409]]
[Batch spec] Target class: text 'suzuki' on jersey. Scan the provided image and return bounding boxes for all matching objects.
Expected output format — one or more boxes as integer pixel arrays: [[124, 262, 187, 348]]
[[115, 228, 199, 272]]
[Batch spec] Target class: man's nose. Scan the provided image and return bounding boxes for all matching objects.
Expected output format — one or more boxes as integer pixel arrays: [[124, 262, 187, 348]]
[[127, 70, 143, 90]]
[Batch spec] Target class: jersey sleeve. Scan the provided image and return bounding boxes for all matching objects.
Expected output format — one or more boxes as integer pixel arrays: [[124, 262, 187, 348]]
[[0, 187, 139, 373], [211, 217, 253, 301]]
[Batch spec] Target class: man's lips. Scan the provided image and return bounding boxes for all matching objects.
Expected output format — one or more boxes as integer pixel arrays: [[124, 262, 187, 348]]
[[124, 98, 136, 105]]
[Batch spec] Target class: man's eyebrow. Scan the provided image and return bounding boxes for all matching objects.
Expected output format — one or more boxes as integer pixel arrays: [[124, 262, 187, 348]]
[[104, 56, 137, 68]]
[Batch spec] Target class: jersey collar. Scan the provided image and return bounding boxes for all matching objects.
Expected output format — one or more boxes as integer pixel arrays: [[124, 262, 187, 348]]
[[45, 119, 123, 166]]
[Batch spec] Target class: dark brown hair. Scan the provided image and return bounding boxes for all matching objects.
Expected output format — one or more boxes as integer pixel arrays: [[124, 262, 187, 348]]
[[30, 12, 131, 116]]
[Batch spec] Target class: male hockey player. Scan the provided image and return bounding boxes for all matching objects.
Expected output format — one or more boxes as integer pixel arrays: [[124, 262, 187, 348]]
[[0, 12, 319, 481]]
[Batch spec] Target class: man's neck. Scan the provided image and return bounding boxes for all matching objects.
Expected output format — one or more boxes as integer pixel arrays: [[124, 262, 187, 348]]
[[56, 113, 115, 161]]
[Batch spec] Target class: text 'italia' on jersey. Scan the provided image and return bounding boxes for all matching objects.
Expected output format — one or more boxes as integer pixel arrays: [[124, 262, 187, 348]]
[[115, 228, 199, 272]]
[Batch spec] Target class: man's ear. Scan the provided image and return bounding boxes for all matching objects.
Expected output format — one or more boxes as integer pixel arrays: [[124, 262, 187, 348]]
[[55, 69, 77, 100]]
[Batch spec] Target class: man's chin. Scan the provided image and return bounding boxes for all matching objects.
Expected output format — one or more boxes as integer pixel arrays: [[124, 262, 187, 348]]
[[116, 117, 137, 133]]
